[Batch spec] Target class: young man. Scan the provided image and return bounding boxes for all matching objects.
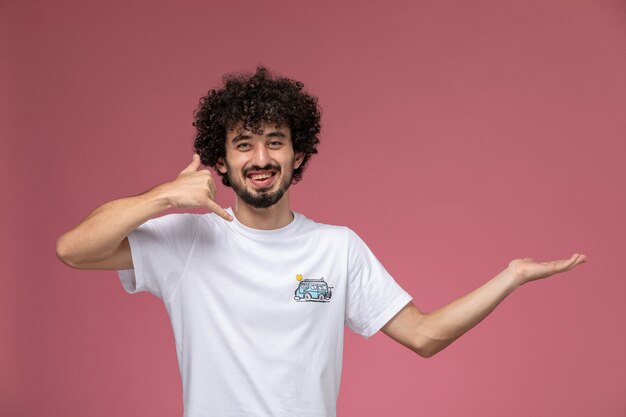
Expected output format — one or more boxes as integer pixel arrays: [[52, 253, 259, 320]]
[[56, 66, 586, 417]]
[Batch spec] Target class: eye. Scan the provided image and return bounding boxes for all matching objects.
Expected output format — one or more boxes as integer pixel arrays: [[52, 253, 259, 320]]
[[236, 142, 251, 151], [268, 140, 283, 148]]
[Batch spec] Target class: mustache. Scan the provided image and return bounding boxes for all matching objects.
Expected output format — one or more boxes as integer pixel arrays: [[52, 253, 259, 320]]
[[243, 164, 281, 176]]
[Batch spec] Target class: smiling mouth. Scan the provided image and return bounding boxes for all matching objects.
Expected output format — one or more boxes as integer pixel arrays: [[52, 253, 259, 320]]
[[248, 172, 274, 180], [246, 171, 277, 188]]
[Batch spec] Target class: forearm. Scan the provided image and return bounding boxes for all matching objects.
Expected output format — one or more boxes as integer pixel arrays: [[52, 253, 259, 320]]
[[415, 268, 521, 357], [56, 185, 172, 265]]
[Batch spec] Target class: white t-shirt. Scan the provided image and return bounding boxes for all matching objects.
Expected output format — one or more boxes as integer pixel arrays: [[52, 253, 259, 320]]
[[118, 209, 412, 417]]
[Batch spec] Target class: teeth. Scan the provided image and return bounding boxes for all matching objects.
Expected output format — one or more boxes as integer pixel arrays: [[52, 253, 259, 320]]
[[250, 173, 272, 180]]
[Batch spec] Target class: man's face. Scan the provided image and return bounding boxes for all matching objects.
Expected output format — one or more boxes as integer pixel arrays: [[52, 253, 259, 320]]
[[218, 124, 303, 209]]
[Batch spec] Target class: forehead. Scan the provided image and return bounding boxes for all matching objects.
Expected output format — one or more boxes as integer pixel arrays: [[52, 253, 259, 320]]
[[226, 123, 290, 139]]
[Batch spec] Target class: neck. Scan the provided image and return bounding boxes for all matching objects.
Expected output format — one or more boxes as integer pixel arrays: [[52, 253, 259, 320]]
[[232, 191, 294, 230]]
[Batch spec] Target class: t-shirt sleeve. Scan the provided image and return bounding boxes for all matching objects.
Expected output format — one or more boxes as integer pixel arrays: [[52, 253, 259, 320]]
[[117, 213, 199, 300], [344, 229, 413, 339]]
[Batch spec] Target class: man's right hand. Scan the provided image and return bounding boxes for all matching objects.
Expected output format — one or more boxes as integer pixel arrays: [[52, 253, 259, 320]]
[[56, 154, 232, 270], [157, 154, 233, 221]]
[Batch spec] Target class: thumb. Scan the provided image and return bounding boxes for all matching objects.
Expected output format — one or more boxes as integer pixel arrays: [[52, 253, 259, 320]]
[[181, 154, 201, 174]]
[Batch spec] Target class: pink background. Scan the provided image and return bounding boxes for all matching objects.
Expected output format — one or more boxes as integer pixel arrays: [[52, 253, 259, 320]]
[[2, 0, 625, 416]]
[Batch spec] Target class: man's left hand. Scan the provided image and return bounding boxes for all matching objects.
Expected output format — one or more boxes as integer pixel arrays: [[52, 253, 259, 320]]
[[508, 253, 587, 286]]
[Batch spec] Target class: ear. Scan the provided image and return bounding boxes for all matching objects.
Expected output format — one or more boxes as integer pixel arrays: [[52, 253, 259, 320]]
[[294, 152, 305, 170], [216, 158, 227, 174]]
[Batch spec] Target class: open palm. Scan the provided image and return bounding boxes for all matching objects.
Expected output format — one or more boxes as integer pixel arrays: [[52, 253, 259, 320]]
[[509, 254, 587, 285]]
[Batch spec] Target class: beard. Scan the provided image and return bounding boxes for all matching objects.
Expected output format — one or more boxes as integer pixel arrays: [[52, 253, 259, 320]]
[[226, 162, 293, 209]]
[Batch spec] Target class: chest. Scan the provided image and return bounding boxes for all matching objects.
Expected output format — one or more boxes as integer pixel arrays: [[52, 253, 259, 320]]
[[174, 234, 349, 333]]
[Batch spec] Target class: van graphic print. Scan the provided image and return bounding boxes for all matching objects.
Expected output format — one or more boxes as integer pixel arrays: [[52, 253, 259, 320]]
[[293, 275, 333, 302]]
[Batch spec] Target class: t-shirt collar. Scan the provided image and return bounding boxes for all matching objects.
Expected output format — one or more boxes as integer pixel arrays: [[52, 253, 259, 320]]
[[224, 207, 304, 239]]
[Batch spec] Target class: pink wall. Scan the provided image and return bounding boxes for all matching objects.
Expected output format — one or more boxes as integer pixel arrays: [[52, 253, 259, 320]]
[[2, 0, 625, 416]]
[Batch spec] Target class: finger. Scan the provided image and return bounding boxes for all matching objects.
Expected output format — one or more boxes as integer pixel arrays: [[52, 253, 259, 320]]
[[206, 199, 233, 222], [180, 154, 201, 174], [571, 253, 587, 267], [207, 175, 217, 199], [555, 254, 582, 272], [557, 255, 577, 269]]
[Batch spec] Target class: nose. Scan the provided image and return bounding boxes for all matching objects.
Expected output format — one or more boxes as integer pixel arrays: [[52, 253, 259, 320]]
[[252, 143, 270, 167]]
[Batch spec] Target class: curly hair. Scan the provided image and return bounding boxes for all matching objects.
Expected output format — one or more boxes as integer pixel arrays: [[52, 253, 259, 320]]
[[193, 66, 321, 187]]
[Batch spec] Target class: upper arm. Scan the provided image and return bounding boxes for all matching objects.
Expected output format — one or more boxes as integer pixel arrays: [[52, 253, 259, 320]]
[[380, 301, 427, 356], [60, 237, 134, 270]]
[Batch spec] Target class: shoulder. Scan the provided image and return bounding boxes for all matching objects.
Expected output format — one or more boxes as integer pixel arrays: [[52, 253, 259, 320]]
[[145, 212, 202, 227], [137, 213, 203, 236], [306, 217, 371, 253], [295, 213, 357, 241]]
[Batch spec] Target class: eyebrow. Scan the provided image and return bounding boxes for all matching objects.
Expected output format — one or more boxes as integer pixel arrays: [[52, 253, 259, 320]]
[[231, 133, 250, 143], [230, 130, 288, 143], [266, 131, 287, 138]]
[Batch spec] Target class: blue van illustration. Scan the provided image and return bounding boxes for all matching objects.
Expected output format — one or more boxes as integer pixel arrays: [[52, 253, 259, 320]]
[[294, 278, 332, 302]]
